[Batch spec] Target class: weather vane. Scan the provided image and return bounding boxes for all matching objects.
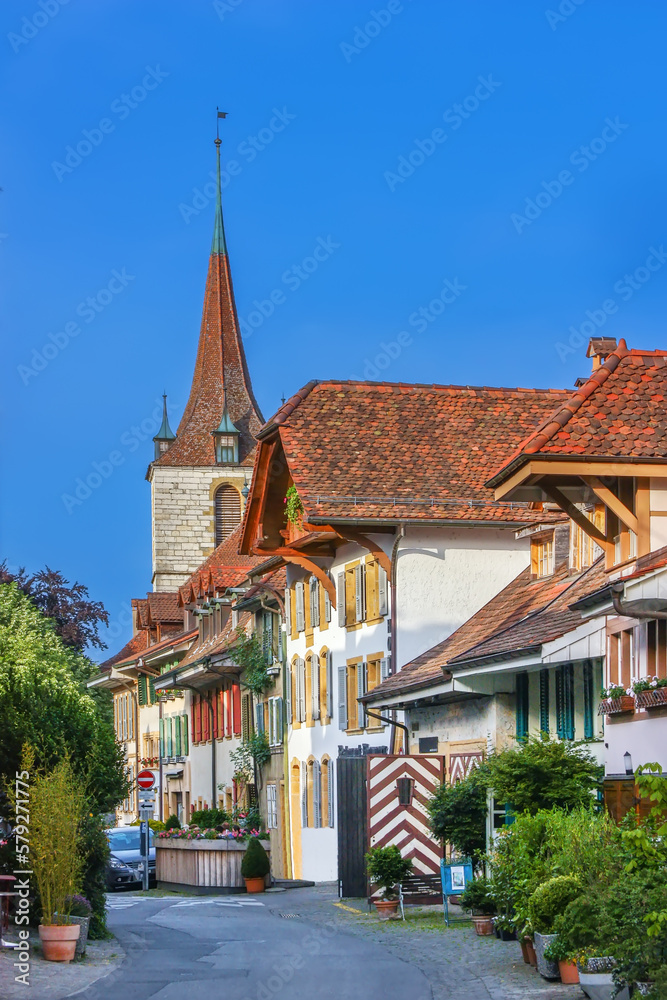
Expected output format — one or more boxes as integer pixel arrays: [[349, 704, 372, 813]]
[[216, 107, 228, 143]]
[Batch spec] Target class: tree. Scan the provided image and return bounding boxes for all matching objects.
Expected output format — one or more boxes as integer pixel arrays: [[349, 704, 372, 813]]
[[0, 583, 127, 936], [428, 766, 489, 866], [0, 562, 108, 651], [485, 734, 602, 814]]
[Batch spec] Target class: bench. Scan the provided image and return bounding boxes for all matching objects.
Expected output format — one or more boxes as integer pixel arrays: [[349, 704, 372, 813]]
[[397, 873, 444, 920]]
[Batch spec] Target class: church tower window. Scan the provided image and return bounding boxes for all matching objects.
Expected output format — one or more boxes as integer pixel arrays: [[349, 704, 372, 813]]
[[214, 485, 241, 546]]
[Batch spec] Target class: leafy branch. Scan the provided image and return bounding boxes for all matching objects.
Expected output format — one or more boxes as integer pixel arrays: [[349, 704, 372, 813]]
[[233, 627, 271, 695], [284, 485, 303, 526]]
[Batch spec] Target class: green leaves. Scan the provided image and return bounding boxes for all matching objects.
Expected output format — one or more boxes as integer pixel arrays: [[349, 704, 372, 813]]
[[427, 767, 488, 865], [233, 627, 272, 695]]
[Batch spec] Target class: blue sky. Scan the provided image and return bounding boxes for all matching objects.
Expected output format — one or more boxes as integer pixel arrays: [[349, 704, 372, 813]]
[[2, 0, 667, 655]]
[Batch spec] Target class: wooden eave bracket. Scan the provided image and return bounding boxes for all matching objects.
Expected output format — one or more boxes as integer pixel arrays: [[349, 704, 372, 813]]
[[540, 483, 607, 545], [332, 529, 392, 576], [267, 547, 337, 609], [580, 476, 639, 534]]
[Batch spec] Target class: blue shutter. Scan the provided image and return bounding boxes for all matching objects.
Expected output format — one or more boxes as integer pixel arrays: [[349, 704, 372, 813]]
[[338, 666, 347, 730], [255, 702, 265, 734], [516, 673, 529, 740], [583, 660, 594, 739], [539, 669, 549, 734], [556, 664, 575, 740]]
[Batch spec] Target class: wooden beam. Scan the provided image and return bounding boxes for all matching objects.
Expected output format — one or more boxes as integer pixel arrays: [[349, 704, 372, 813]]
[[635, 477, 650, 557], [279, 554, 337, 609], [581, 476, 639, 534], [540, 483, 607, 545], [333, 529, 392, 576], [495, 458, 667, 500]]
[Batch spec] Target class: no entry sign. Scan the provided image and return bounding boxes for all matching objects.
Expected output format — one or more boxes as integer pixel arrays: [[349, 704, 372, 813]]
[[137, 769, 156, 790]]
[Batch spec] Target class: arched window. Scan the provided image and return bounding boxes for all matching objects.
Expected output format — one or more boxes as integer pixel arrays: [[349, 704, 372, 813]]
[[214, 485, 241, 546]]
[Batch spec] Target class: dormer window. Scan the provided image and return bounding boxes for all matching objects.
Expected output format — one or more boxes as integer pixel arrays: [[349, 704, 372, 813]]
[[212, 405, 240, 465], [531, 531, 554, 578]]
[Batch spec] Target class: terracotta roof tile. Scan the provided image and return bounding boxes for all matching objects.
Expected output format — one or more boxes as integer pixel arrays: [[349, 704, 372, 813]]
[[178, 525, 264, 605], [267, 381, 571, 525], [99, 631, 149, 670], [146, 592, 182, 623]]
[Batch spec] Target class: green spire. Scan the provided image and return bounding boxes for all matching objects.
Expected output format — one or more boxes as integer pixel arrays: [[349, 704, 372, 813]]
[[211, 136, 228, 256], [153, 393, 176, 460]]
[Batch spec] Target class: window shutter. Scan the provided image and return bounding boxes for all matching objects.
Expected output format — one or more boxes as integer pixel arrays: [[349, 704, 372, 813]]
[[166, 717, 173, 758], [295, 582, 305, 632], [354, 565, 364, 623], [337, 573, 346, 627], [380, 657, 390, 682], [565, 663, 575, 740], [301, 762, 308, 827], [516, 673, 529, 740], [174, 715, 182, 756], [284, 587, 291, 634], [311, 657, 320, 720], [276, 697, 283, 743], [262, 611, 273, 664], [328, 761, 335, 828], [310, 577, 320, 628], [159, 718, 165, 759], [138, 676, 147, 706], [539, 669, 549, 734], [324, 585, 331, 623], [338, 666, 347, 730], [285, 660, 292, 725], [556, 667, 564, 739], [357, 661, 367, 728], [148, 676, 156, 705], [181, 714, 189, 755], [214, 484, 241, 546], [298, 657, 306, 722], [326, 651, 333, 718], [313, 759, 322, 828], [233, 684, 242, 736], [583, 660, 594, 739], [255, 702, 265, 734], [378, 566, 388, 616]]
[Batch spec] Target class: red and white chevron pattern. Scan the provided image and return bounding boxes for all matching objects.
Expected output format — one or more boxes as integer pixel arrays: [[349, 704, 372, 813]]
[[449, 751, 484, 785], [367, 754, 444, 876]]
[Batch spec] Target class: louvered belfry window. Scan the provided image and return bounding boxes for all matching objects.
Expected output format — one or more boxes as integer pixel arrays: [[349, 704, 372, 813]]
[[214, 485, 241, 546]]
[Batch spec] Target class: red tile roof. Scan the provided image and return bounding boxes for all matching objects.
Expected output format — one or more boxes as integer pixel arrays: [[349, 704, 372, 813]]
[[177, 611, 251, 669], [100, 630, 149, 670], [365, 559, 604, 702], [260, 380, 571, 524], [178, 525, 264, 605], [146, 592, 182, 624], [489, 341, 667, 484], [154, 250, 263, 468]]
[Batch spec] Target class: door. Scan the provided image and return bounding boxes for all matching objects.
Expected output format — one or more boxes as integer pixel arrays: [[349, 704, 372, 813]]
[[337, 756, 368, 897]]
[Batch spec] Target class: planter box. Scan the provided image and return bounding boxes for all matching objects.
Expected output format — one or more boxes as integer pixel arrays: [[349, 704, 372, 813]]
[[598, 696, 635, 716], [635, 687, 667, 711], [533, 932, 559, 980], [155, 839, 270, 894], [578, 971, 629, 1000]]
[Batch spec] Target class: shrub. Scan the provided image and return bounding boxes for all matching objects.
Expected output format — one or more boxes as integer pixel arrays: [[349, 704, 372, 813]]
[[528, 876, 582, 934], [365, 845, 413, 900], [190, 809, 228, 828], [65, 894, 93, 918], [459, 876, 496, 916], [130, 818, 165, 832], [164, 814, 181, 830], [427, 768, 488, 867], [79, 812, 110, 938], [241, 837, 270, 880]]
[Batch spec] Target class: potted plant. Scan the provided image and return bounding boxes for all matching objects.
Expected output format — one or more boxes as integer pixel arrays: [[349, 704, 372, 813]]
[[634, 676, 667, 711], [543, 935, 579, 984], [241, 836, 270, 893], [492, 914, 516, 942], [365, 845, 413, 918], [528, 875, 582, 979], [459, 876, 496, 935], [599, 684, 635, 715], [30, 757, 86, 963]]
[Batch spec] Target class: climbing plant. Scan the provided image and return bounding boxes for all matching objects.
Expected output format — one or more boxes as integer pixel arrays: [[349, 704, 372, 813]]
[[284, 484, 303, 526], [234, 627, 271, 695]]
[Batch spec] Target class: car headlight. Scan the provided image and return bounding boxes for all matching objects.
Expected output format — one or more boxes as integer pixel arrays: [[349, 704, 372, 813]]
[[109, 855, 126, 870]]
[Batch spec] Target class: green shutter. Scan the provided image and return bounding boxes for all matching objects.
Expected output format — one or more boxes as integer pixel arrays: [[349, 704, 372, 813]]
[[138, 676, 147, 706], [148, 677, 156, 705], [516, 672, 529, 740], [159, 718, 164, 759], [539, 669, 549, 734], [583, 660, 594, 738], [166, 718, 173, 758], [565, 664, 575, 740], [556, 664, 575, 740], [174, 715, 182, 756], [181, 714, 189, 755]]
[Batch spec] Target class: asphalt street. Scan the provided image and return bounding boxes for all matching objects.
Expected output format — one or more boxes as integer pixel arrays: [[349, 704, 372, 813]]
[[75, 889, 432, 1000]]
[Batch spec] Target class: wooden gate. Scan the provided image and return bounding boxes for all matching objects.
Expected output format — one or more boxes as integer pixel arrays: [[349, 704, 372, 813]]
[[367, 754, 445, 876], [336, 756, 368, 897]]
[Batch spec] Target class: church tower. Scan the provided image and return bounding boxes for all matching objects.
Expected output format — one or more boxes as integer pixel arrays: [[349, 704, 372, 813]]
[[148, 128, 264, 591]]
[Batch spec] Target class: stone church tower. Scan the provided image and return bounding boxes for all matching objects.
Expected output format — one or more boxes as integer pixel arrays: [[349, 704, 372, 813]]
[[148, 135, 264, 591]]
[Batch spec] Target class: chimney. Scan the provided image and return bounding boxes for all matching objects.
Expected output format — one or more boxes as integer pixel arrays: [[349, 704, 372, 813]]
[[586, 337, 617, 371]]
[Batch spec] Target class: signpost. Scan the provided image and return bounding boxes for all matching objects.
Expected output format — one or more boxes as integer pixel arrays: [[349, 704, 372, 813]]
[[136, 771, 156, 891]]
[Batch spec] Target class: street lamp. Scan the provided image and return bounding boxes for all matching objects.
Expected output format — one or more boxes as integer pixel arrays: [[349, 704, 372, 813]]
[[624, 751, 633, 775]]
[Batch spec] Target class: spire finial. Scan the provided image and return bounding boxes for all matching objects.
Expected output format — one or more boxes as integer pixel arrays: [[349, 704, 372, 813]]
[[153, 391, 176, 459], [212, 109, 228, 255]]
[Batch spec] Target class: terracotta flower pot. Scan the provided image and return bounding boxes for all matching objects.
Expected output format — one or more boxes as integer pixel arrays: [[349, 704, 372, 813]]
[[373, 898, 399, 919], [525, 938, 537, 967], [471, 915, 494, 935], [39, 923, 80, 963], [244, 876, 265, 893], [559, 959, 579, 984]]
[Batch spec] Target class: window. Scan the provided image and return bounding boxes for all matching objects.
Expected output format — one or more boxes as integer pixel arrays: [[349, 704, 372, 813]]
[[261, 610, 275, 665], [570, 506, 604, 572], [345, 659, 366, 731], [241, 693, 253, 740], [309, 654, 320, 721], [319, 648, 333, 722], [267, 783, 278, 829], [555, 663, 575, 740], [646, 620, 667, 680], [214, 485, 241, 546], [516, 672, 529, 739], [531, 533, 554, 578], [364, 559, 389, 620], [295, 582, 305, 633], [309, 577, 320, 629], [583, 660, 595, 739], [292, 656, 306, 724], [608, 627, 636, 690], [267, 696, 283, 747]]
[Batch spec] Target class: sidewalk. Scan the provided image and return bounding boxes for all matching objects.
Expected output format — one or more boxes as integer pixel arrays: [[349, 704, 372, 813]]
[[287, 884, 585, 1000], [0, 932, 123, 1000]]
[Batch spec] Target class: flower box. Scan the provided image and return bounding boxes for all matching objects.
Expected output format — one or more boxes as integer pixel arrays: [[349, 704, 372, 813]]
[[598, 695, 635, 716], [635, 687, 667, 711], [155, 838, 270, 893]]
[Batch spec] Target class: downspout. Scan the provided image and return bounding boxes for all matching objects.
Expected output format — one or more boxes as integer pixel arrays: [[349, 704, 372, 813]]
[[611, 583, 667, 619], [389, 525, 406, 753], [365, 707, 409, 743]]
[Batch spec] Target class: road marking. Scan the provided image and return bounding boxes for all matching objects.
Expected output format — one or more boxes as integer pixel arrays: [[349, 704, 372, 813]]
[[171, 898, 265, 908], [332, 901, 363, 914]]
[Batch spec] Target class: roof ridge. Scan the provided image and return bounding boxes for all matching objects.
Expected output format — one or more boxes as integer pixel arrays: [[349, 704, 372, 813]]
[[257, 380, 320, 439]]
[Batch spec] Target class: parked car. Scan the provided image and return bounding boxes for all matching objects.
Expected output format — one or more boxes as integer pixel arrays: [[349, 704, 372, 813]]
[[105, 827, 156, 890]]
